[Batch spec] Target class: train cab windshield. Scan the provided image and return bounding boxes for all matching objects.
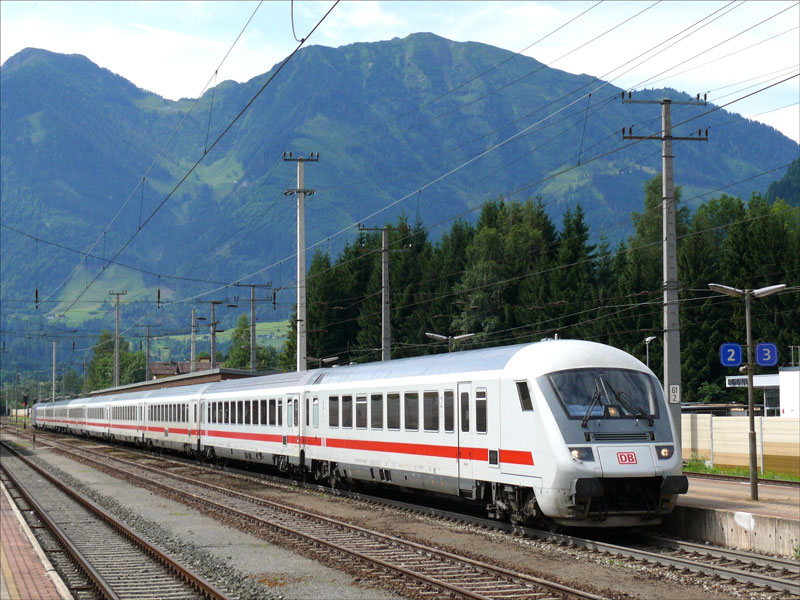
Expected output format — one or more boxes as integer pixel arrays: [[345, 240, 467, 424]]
[[545, 368, 660, 426]]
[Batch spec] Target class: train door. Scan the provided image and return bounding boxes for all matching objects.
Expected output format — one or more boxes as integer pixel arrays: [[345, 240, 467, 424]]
[[138, 402, 145, 443], [190, 400, 200, 453], [289, 393, 301, 448], [300, 392, 310, 469], [457, 382, 473, 488]]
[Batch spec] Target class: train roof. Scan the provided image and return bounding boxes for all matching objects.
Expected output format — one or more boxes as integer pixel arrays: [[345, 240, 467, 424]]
[[308, 343, 530, 384], [34, 340, 649, 406]]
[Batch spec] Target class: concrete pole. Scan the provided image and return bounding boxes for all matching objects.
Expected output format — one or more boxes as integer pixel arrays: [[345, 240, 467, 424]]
[[661, 99, 682, 446], [191, 308, 197, 372], [296, 159, 307, 373], [145, 325, 151, 381], [251, 285, 257, 371], [109, 290, 126, 387], [381, 227, 390, 361], [283, 152, 317, 371], [210, 301, 217, 370], [52, 340, 56, 401], [115, 294, 120, 386], [744, 290, 758, 501]]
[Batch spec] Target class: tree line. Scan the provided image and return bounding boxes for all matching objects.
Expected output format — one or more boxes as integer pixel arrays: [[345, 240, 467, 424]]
[[278, 174, 798, 404], [82, 316, 279, 391], [74, 173, 796, 403]]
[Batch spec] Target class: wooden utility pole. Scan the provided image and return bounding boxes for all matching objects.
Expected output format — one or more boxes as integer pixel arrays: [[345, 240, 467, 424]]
[[622, 92, 707, 445], [283, 152, 319, 372]]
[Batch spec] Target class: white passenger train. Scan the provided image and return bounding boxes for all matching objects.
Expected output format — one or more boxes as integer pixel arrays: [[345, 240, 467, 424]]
[[33, 339, 688, 527]]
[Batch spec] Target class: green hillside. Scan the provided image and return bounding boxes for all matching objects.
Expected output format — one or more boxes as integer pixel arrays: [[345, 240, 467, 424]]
[[1, 34, 797, 372]]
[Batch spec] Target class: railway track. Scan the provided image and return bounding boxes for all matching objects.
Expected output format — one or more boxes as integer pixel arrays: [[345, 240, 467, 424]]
[[7, 431, 603, 600], [0, 441, 228, 600], [9, 429, 800, 597]]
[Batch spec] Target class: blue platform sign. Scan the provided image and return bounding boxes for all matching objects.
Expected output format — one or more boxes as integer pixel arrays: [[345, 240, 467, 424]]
[[756, 343, 778, 367], [720, 343, 742, 367]]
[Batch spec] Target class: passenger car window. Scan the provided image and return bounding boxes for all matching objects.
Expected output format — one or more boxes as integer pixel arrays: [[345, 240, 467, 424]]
[[476, 389, 487, 433], [387, 393, 400, 430], [444, 391, 454, 432], [460, 392, 469, 432], [404, 392, 419, 431], [423, 391, 439, 431], [356, 395, 367, 428], [370, 394, 383, 429], [329, 396, 339, 428], [342, 395, 353, 428]]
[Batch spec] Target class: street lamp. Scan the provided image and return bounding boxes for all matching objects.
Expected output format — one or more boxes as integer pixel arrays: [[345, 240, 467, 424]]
[[425, 332, 475, 352], [708, 282, 786, 501], [644, 336, 657, 368]]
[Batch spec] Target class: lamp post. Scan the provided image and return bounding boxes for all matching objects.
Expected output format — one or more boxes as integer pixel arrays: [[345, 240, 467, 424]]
[[424, 332, 475, 352], [708, 282, 786, 501], [645, 336, 657, 368]]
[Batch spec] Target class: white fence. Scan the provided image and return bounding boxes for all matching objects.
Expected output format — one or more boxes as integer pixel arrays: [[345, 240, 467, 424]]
[[682, 415, 800, 476]]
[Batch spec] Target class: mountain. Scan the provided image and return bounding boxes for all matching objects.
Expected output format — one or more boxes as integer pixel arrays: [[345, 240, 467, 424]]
[[1, 34, 797, 351]]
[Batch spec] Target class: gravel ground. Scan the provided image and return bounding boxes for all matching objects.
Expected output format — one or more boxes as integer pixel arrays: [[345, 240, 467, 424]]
[[213, 471, 792, 600], [2, 435, 401, 600], [7, 433, 792, 600]]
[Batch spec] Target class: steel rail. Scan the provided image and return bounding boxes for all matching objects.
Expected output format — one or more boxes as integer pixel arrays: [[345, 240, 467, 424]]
[[517, 527, 800, 595], [1, 441, 229, 600], [15, 429, 798, 595], [642, 534, 799, 571], [30, 436, 604, 600], [0, 459, 120, 600]]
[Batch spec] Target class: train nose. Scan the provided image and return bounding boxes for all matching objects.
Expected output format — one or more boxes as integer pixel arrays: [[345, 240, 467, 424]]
[[595, 446, 655, 477]]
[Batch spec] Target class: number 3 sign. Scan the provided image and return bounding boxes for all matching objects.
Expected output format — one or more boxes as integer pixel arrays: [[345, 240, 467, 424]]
[[756, 343, 778, 367]]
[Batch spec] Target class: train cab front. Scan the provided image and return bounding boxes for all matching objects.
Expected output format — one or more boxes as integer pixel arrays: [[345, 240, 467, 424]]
[[536, 366, 688, 527]]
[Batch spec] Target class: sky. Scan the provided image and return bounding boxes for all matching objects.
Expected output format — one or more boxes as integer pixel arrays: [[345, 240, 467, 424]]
[[1, 1, 798, 143]]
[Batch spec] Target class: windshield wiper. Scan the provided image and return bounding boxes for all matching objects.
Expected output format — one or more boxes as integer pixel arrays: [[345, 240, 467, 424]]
[[581, 380, 602, 428], [605, 380, 654, 426]]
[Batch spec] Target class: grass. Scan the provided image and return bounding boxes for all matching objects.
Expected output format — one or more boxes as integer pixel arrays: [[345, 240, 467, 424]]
[[684, 456, 800, 482]]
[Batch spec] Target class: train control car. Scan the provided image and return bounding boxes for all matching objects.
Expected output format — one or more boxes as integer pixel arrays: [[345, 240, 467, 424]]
[[33, 339, 688, 527]]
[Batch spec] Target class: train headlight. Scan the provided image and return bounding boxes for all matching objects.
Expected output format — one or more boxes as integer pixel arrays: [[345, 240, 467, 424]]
[[569, 447, 594, 462], [656, 445, 674, 459]]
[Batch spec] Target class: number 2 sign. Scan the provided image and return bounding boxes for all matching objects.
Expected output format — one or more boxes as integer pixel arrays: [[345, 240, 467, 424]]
[[720, 343, 742, 367]]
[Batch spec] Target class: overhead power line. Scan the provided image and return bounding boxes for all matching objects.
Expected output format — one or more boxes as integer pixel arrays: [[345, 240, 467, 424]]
[[40, 1, 266, 308], [48, 1, 340, 324]]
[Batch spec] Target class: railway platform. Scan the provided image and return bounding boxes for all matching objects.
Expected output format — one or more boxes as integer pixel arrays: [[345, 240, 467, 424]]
[[661, 474, 800, 557], [0, 480, 71, 600]]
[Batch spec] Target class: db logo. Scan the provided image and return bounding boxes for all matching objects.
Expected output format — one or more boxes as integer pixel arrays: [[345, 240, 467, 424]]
[[617, 451, 637, 464]]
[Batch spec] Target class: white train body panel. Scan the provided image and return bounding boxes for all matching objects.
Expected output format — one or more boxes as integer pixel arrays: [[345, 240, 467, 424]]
[[32, 340, 687, 527]]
